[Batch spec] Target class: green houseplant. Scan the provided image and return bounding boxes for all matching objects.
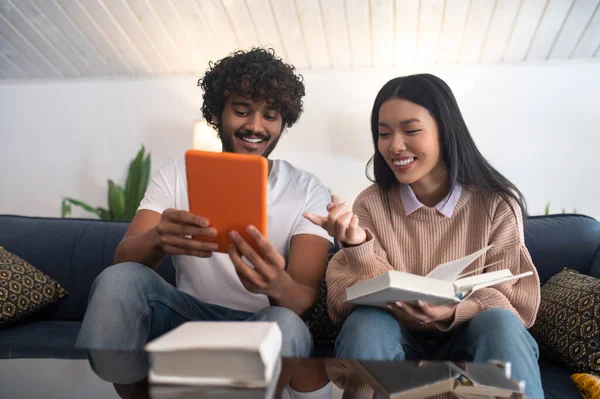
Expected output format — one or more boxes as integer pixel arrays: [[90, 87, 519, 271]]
[[544, 202, 578, 215], [61, 146, 151, 221]]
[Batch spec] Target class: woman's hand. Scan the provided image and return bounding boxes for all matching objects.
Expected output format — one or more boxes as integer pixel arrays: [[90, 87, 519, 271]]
[[388, 300, 458, 325], [304, 202, 367, 246]]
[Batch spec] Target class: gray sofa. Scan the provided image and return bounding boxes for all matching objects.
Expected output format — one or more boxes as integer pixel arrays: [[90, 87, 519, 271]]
[[1, 213, 599, 398]]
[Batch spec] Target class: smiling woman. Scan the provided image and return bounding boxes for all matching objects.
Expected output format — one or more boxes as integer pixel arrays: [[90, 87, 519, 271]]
[[305, 73, 544, 399]]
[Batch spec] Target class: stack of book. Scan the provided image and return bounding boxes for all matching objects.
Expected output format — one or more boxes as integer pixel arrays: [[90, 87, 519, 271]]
[[145, 321, 282, 398]]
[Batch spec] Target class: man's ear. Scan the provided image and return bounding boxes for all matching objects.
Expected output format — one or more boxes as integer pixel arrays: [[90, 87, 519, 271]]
[[212, 114, 219, 125]]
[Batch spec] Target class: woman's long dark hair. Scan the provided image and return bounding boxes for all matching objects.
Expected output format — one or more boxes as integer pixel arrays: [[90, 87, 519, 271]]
[[367, 73, 527, 221]]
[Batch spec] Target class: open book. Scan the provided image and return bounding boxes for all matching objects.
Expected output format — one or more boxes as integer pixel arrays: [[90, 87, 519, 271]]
[[352, 360, 525, 399], [346, 245, 533, 307]]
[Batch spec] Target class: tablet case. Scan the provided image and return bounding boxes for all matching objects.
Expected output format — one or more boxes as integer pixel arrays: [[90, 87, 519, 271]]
[[185, 150, 268, 254]]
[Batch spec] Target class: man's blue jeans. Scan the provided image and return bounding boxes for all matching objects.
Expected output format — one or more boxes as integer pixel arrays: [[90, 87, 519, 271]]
[[75, 262, 313, 384], [334, 306, 543, 399]]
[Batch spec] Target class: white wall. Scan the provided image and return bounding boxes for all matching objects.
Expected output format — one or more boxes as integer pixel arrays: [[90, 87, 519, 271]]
[[1, 61, 599, 220]]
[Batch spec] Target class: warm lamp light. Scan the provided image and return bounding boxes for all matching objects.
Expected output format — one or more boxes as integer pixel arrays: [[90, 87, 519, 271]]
[[193, 120, 221, 152]]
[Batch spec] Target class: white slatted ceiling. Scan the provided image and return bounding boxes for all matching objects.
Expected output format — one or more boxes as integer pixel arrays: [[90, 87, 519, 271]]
[[480, 0, 522, 63], [0, 0, 598, 80], [0, 2, 63, 78], [345, 0, 372, 67], [146, 0, 199, 73], [437, 0, 470, 63], [371, 0, 394, 68], [9, 0, 79, 77], [527, 0, 575, 60], [270, 0, 309, 68], [416, 0, 444, 65], [174, 0, 223, 65], [33, 0, 114, 76], [0, 29, 42, 77], [320, 0, 351, 67], [503, 0, 547, 61], [459, 0, 496, 63], [573, 0, 600, 57], [551, 0, 599, 58], [55, 0, 132, 75], [394, 0, 419, 65], [296, 0, 331, 68]]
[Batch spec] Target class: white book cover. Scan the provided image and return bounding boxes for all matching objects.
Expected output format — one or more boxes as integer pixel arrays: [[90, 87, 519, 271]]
[[145, 321, 282, 387], [346, 246, 533, 307]]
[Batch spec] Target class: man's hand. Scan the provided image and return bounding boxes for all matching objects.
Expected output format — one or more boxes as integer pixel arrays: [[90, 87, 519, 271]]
[[304, 202, 367, 246], [154, 209, 219, 257], [227, 225, 290, 299], [388, 301, 458, 325]]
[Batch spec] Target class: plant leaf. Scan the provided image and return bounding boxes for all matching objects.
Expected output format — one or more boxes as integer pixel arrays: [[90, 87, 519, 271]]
[[124, 146, 145, 220], [141, 152, 151, 196], [61, 198, 105, 219], [97, 208, 112, 220], [124, 146, 144, 198], [115, 186, 126, 220], [130, 151, 151, 220], [61, 199, 72, 218], [544, 203, 550, 215], [108, 180, 126, 220], [62, 198, 98, 214], [61, 145, 151, 222]]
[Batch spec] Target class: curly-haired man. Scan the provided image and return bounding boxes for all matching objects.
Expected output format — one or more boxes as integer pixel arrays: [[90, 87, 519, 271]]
[[76, 48, 334, 387]]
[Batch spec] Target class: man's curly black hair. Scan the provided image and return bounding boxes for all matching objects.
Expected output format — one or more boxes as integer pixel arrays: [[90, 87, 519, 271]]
[[198, 47, 305, 131]]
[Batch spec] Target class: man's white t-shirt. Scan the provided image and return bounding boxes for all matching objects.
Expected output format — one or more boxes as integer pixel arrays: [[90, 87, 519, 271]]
[[138, 157, 333, 312]]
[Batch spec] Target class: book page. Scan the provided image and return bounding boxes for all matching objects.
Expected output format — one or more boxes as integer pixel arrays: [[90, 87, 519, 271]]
[[457, 271, 534, 301], [426, 246, 492, 281], [454, 270, 513, 290], [468, 272, 533, 293]]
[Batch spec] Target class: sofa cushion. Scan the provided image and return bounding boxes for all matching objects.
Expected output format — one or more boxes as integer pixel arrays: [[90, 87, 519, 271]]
[[305, 274, 338, 347], [305, 248, 342, 347], [525, 215, 600, 283], [0, 247, 67, 328], [0, 320, 84, 359], [539, 360, 586, 399], [530, 269, 600, 376]]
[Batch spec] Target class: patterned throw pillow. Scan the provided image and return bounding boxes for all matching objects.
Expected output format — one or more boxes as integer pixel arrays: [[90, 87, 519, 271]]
[[304, 251, 341, 347], [0, 246, 67, 328], [530, 269, 600, 375]]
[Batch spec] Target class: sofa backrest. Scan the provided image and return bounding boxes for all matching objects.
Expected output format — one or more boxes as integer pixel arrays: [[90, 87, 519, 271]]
[[0, 215, 176, 321], [524, 214, 600, 283]]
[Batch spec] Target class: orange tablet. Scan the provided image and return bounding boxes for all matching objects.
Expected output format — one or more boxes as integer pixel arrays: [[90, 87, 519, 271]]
[[185, 150, 268, 254]]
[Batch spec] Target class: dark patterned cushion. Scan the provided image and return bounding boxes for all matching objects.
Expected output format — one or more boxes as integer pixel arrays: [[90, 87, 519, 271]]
[[530, 269, 600, 376], [305, 251, 341, 346], [0, 246, 67, 328]]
